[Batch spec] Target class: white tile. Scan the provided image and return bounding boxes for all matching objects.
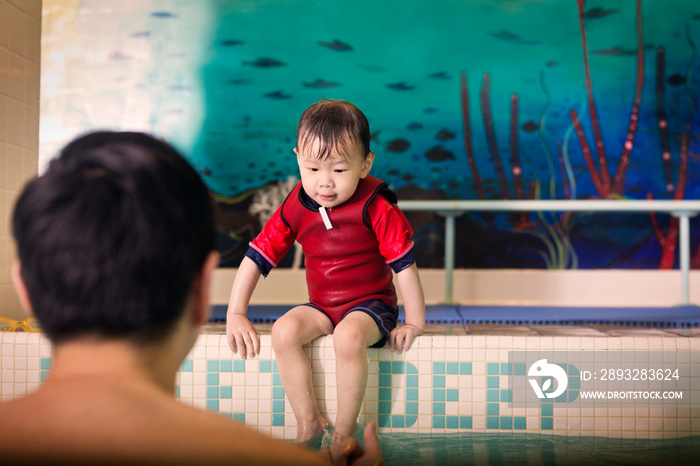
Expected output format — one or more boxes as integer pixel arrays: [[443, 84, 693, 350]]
[[458, 347, 472, 360], [594, 338, 609, 350], [192, 386, 205, 399], [471, 336, 486, 349], [472, 348, 486, 361], [609, 417, 622, 432], [445, 335, 459, 348], [418, 348, 432, 361], [526, 337, 540, 350], [622, 417, 636, 431], [648, 338, 664, 350], [566, 417, 580, 432], [607, 338, 622, 350], [580, 337, 595, 350], [192, 345, 206, 358]]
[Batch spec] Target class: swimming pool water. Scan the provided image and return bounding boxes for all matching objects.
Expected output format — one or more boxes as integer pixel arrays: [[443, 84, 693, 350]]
[[375, 432, 700, 465], [308, 425, 699, 465]]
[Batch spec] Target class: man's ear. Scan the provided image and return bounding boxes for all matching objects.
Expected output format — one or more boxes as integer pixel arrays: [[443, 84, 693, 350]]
[[191, 251, 220, 327], [360, 151, 375, 178], [11, 262, 34, 316]]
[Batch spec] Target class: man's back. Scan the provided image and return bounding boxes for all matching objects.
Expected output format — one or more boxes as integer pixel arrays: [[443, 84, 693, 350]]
[[1, 371, 325, 465]]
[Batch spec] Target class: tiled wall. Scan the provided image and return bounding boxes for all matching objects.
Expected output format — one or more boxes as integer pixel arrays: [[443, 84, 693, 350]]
[[0, 0, 42, 321], [3, 331, 699, 440]]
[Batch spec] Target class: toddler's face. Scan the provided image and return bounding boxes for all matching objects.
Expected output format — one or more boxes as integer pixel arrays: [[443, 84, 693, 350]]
[[295, 138, 374, 209]]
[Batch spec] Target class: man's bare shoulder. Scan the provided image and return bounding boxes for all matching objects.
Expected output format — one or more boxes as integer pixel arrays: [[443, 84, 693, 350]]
[[0, 382, 327, 465]]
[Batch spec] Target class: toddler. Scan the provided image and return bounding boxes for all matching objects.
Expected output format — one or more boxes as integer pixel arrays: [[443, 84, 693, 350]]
[[226, 99, 425, 443]]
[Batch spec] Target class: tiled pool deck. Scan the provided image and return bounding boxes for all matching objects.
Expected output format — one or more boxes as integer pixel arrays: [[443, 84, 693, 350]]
[[3, 321, 699, 440]]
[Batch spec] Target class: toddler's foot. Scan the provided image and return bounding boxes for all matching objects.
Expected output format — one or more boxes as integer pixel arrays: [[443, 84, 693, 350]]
[[297, 415, 329, 444], [331, 421, 359, 444]]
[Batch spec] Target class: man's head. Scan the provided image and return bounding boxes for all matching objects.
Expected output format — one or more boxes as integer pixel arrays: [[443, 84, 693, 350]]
[[295, 99, 374, 208], [12, 131, 217, 345]]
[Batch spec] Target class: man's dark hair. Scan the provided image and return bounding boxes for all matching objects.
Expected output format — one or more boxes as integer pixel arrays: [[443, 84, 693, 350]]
[[296, 99, 371, 160], [12, 131, 216, 344]]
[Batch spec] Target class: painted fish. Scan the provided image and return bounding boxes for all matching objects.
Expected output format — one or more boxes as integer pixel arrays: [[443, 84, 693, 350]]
[[387, 82, 414, 91], [584, 7, 618, 19], [520, 120, 539, 133], [489, 29, 520, 41], [151, 12, 177, 18], [385, 139, 411, 153], [592, 46, 633, 56], [428, 71, 450, 80], [264, 90, 291, 100], [667, 73, 686, 86], [435, 129, 456, 141], [244, 57, 286, 68], [302, 78, 340, 88], [319, 39, 353, 51], [425, 146, 455, 162], [220, 39, 244, 46], [592, 45, 653, 56]]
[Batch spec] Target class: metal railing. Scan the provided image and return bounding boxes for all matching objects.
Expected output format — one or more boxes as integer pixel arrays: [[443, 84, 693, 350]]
[[397, 200, 700, 305]]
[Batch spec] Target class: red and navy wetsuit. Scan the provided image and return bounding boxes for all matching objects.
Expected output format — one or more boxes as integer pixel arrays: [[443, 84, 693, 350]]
[[246, 175, 414, 327]]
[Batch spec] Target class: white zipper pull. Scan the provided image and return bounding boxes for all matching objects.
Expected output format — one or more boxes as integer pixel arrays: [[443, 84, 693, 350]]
[[319, 206, 333, 230]]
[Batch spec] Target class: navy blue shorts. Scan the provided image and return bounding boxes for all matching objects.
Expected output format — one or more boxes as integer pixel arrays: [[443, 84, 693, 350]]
[[306, 300, 398, 348]]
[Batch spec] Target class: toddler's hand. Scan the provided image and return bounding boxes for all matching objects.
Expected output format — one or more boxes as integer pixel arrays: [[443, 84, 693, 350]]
[[226, 314, 260, 359], [388, 324, 423, 354]]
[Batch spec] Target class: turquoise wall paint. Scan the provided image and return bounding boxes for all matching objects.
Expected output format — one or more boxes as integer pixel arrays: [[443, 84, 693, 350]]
[[40, 1, 700, 269]]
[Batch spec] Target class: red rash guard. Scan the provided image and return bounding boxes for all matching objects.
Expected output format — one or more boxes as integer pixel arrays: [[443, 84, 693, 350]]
[[249, 175, 414, 325]]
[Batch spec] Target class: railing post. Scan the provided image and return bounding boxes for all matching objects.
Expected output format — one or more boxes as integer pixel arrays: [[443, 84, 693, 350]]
[[674, 212, 694, 305], [438, 212, 460, 303]]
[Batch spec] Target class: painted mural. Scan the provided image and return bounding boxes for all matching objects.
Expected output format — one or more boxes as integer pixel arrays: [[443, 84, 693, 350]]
[[39, 0, 700, 269]]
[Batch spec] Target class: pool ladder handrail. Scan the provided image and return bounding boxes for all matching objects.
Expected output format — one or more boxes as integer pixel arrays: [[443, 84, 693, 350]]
[[397, 199, 700, 305]]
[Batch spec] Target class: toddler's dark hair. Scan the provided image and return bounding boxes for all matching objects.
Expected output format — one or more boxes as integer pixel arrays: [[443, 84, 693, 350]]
[[296, 99, 371, 160]]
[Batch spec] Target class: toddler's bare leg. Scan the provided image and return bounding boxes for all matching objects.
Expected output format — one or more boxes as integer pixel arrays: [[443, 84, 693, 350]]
[[271, 305, 333, 443], [331, 312, 382, 442]]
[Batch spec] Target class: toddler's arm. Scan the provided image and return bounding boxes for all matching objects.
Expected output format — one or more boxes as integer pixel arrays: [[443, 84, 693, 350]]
[[226, 256, 262, 359], [390, 263, 425, 354]]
